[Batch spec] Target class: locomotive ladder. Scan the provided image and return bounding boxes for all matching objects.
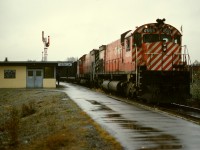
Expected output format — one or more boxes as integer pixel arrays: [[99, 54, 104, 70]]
[[135, 44, 145, 92], [138, 66, 146, 93], [135, 44, 142, 89]]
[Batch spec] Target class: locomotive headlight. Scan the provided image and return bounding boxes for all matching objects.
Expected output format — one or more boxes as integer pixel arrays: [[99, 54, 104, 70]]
[[162, 40, 167, 52], [163, 46, 167, 52]]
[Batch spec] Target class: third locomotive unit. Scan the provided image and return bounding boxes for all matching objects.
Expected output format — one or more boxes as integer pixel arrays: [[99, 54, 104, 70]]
[[74, 19, 191, 103]]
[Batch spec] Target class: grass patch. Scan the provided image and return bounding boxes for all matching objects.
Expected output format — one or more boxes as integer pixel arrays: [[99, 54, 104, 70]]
[[0, 89, 122, 150], [21, 101, 36, 117]]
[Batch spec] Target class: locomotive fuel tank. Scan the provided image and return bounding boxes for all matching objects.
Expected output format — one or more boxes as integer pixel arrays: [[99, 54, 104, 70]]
[[102, 80, 110, 90], [108, 81, 121, 92], [102, 80, 122, 92]]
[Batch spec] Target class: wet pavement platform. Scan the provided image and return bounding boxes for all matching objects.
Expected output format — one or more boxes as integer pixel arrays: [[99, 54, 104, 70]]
[[61, 82, 200, 150]]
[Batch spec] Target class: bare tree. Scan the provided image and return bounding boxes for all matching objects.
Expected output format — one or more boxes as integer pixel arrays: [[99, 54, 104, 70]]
[[66, 57, 77, 62], [193, 60, 200, 66]]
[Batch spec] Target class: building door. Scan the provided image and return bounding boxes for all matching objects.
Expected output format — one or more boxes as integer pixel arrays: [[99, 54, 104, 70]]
[[27, 69, 43, 88]]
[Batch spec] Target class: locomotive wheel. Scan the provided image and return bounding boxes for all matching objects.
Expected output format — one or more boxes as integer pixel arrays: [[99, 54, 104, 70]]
[[125, 82, 136, 98], [128, 86, 137, 98], [150, 85, 160, 103], [151, 86, 160, 100], [141, 85, 161, 103]]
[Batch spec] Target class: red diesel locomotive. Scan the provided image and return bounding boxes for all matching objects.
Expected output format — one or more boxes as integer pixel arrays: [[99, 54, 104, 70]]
[[77, 19, 191, 103]]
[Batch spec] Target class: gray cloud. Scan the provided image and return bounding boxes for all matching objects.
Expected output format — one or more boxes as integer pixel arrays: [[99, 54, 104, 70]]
[[0, 0, 200, 62]]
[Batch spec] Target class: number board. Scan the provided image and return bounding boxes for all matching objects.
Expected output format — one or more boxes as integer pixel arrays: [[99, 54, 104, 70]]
[[58, 62, 72, 66]]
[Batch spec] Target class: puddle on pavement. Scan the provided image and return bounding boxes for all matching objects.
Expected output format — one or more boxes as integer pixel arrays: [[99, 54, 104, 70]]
[[105, 113, 121, 118], [87, 100, 101, 105], [134, 134, 178, 141], [105, 112, 182, 149], [87, 99, 182, 149], [87, 100, 112, 111], [137, 144, 183, 150]]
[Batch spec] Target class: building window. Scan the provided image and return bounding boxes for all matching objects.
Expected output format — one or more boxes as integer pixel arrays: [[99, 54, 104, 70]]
[[44, 67, 54, 78], [4, 70, 16, 78], [28, 71, 33, 77], [174, 35, 181, 44], [36, 71, 42, 76]]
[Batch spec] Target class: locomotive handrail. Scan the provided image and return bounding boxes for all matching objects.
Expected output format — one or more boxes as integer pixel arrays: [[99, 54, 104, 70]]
[[135, 44, 139, 87], [182, 45, 192, 66], [145, 53, 160, 55], [172, 53, 190, 64]]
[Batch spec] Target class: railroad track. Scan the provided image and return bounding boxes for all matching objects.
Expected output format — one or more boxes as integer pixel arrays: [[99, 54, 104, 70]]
[[106, 93, 200, 125], [91, 86, 200, 125], [156, 103, 200, 125]]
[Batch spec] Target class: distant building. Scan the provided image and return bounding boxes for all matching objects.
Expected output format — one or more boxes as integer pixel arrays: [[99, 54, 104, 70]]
[[0, 61, 72, 88]]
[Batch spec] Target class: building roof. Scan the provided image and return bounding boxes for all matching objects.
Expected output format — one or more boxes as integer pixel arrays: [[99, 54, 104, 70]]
[[0, 61, 73, 66]]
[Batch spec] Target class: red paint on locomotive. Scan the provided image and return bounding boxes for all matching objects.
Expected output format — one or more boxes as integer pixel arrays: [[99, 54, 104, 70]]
[[102, 39, 135, 73], [77, 19, 191, 103], [78, 54, 86, 75]]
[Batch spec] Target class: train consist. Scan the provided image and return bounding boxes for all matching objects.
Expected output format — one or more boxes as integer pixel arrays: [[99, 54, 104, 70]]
[[70, 19, 191, 103]]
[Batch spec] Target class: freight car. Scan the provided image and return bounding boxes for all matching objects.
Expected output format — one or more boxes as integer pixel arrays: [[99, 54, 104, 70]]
[[77, 19, 191, 103]]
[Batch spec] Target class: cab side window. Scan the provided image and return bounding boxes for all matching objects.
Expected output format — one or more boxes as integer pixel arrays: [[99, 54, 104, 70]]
[[174, 35, 181, 44], [134, 32, 142, 47], [126, 38, 130, 51]]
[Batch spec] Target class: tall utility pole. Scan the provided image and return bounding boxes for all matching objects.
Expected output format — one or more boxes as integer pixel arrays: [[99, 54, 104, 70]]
[[42, 31, 50, 61]]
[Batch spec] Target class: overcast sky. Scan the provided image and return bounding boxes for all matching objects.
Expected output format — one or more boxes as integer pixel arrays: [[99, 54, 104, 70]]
[[0, 0, 200, 62]]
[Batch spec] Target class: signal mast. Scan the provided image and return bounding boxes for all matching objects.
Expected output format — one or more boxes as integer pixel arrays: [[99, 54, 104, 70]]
[[42, 31, 50, 61]]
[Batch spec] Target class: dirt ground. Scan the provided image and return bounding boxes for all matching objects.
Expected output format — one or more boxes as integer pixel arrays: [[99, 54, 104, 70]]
[[0, 88, 122, 150]]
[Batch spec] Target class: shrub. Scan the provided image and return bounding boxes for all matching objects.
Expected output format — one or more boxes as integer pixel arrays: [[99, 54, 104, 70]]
[[191, 69, 200, 100], [46, 131, 75, 150], [191, 83, 200, 100], [21, 101, 36, 117], [5, 107, 20, 146]]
